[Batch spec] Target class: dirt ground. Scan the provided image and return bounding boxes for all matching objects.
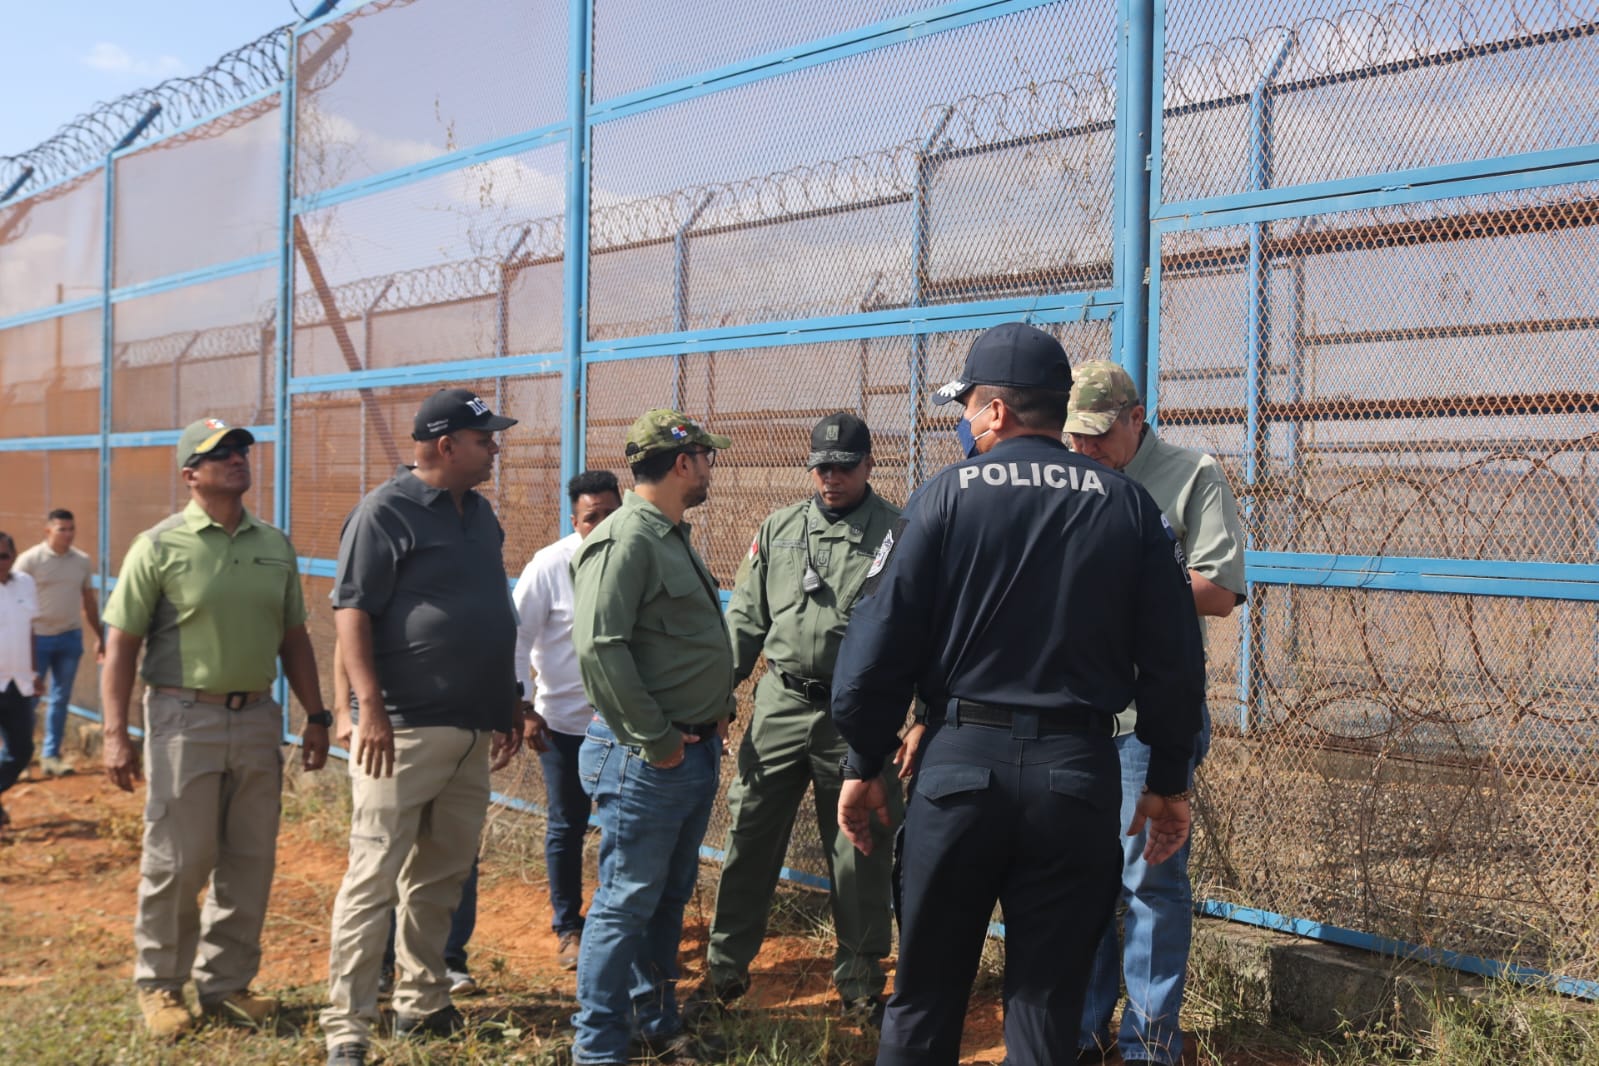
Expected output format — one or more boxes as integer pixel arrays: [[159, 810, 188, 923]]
[[0, 756, 1306, 1065]]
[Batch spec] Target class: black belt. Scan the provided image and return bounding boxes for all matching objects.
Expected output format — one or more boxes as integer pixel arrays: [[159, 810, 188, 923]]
[[775, 669, 831, 704], [949, 699, 1112, 738], [676, 721, 720, 739]]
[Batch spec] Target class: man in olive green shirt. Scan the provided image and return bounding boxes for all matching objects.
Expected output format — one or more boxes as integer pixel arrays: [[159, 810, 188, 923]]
[[704, 412, 905, 1024], [1066, 362, 1246, 1066], [569, 408, 734, 1066], [101, 418, 332, 1041]]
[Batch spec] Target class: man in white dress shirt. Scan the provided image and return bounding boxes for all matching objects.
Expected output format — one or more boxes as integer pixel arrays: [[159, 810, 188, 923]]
[[512, 470, 623, 969], [0, 531, 43, 830]]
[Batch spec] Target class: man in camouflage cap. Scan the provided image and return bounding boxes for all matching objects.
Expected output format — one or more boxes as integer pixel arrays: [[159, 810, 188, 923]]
[[1066, 361, 1246, 1066], [697, 412, 910, 1027], [569, 408, 735, 1066]]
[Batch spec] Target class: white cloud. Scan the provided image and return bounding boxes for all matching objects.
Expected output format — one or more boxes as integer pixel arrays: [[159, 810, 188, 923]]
[[82, 42, 186, 79]]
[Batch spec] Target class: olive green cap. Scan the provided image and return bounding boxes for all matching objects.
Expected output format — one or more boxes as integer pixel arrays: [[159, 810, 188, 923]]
[[176, 418, 255, 470], [623, 409, 732, 465], [1063, 360, 1142, 436]]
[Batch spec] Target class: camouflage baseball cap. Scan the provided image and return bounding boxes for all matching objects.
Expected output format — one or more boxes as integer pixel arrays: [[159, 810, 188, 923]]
[[807, 412, 871, 469], [176, 417, 255, 470], [624, 409, 732, 465], [1063, 360, 1142, 436]]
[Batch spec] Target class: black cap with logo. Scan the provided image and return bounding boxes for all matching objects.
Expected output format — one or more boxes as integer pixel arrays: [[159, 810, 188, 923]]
[[930, 322, 1073, 406], [412, 388, 518, 441], [807, 412, 872, 469]]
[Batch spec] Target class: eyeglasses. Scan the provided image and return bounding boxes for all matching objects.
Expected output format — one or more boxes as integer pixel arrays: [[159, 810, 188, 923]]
[[814, 461, 861, 476], [187, 443, 251, 467], [687, 448, 718, 468]]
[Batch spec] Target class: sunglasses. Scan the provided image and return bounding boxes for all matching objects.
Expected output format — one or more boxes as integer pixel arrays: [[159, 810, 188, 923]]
[[0, 553, 12, 561], [187, 443, 251, 467], [814, 461, 861, 476], [686, 448, 718, 468]]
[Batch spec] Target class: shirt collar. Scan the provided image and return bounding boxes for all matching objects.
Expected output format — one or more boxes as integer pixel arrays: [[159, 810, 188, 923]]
[[182, 498, 257, 534], [622, 489, 690, 538], [1122, 425, 1158, 480], [392, 465, 476, 510]]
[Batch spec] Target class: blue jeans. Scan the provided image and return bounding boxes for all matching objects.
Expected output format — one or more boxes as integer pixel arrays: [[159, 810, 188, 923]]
[[1078, 706, 1211, 1065], [33, 628, 84, 759], [571, 719, 721, 1066], [541, 727, 593, 935]]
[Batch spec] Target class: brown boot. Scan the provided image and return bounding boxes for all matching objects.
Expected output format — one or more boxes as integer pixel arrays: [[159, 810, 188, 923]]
[[557, 930, 581, 972], [201, 988, 279, 1026], [137, 987, 196, 1040]]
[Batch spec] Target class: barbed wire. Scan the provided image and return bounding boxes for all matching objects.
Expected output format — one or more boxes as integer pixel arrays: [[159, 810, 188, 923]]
[[1165, 0, 1599, 105], [0, 26, 294, 198]]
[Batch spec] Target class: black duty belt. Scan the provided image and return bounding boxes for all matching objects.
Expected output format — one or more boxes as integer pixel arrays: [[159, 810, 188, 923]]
[[775, 669, 831, 704], [676, 721, 720, 739], [949, 699, 1113, 738]]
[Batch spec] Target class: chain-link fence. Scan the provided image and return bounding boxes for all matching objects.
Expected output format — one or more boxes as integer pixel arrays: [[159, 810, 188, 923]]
[[1, 0, 1594, 995]]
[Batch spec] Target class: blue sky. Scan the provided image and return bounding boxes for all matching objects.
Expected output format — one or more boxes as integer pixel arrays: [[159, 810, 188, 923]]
[[0, 0, 304, 158]]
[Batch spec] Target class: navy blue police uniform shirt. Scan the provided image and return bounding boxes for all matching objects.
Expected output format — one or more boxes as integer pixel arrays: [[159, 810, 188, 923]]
[[831, 434, 1206, 797]]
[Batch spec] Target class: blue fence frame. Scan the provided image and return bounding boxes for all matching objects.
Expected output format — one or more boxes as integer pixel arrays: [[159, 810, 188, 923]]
[[4, 0, 1595, 1002]]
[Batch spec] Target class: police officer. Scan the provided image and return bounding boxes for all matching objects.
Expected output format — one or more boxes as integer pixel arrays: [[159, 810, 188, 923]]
[[704, 412, 906, 1024], [831, 323, 1206, 1066]]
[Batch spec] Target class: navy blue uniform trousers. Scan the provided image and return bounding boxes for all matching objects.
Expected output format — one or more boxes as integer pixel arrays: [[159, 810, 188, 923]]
[[878, 716, 1123, 1066]]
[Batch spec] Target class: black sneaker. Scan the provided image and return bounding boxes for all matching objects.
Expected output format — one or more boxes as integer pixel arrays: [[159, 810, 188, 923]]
[[326, 1043, 367, 1065], [394, 1004, 467, 1038], [840, 995, 885, 1028]]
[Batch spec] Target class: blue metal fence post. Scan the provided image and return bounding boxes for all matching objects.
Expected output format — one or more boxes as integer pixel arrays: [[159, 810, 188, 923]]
[[1235, 31, 1295, 734], [560, 0, 594, 533], [1115, 0, 1156, 396], [908, 106, 954, 495], [273, 28, 299, 731]]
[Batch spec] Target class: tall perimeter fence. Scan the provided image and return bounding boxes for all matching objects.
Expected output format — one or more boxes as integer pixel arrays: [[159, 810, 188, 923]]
[[2, 0, 1596, 998]]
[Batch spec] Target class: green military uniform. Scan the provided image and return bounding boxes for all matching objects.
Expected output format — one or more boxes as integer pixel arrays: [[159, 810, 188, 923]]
[[709, 486, 905, 1003], [572, 489, 735, 759]]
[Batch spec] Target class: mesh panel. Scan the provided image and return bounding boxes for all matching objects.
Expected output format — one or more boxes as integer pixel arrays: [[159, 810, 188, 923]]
[[1196, 587, 1599, 982], [0, 170, 104, 319], [1161, 178, 1599, 978], [291, 144, 565, 376], [588, 2, 1116, 340], [0, 310, 102, 437], [1162, 1, 1599, 202], [107, 444, 275, 576], [111, 269, 278, 432], [286, 376, 562, 566], [113, 96, 282, 288], [590, 0, 949, 101], [1156, 185, 1599, 563], [295, 0, 568, 197]]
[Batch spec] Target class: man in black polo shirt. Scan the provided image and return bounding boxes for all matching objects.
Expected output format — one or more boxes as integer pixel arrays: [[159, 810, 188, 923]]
[[321, 389, 546, 1066]]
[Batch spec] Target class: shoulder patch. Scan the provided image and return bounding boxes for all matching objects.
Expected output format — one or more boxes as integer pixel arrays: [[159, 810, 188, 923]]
[[866, 528, 895, 578], [747, 535, 759, 559]]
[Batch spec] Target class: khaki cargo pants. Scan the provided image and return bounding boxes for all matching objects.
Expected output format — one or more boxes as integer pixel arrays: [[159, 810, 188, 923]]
[[321, 726, 490, 1047], [133, 688, 283, 1000]]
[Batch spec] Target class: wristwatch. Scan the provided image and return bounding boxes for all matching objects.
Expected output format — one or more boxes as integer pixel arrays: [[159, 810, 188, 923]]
[[305, 710, 334, 728], [838, 755, 863, 781]]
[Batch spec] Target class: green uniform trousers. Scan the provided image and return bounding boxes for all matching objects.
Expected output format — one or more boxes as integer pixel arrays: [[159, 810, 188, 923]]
[[708, 670, 904, 1001]]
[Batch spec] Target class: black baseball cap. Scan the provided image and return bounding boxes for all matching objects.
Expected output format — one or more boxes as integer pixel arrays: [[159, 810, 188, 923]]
[[412, 388, 518, 441], [807, 412, 872, 469], [931, 322, 1072, 406]]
